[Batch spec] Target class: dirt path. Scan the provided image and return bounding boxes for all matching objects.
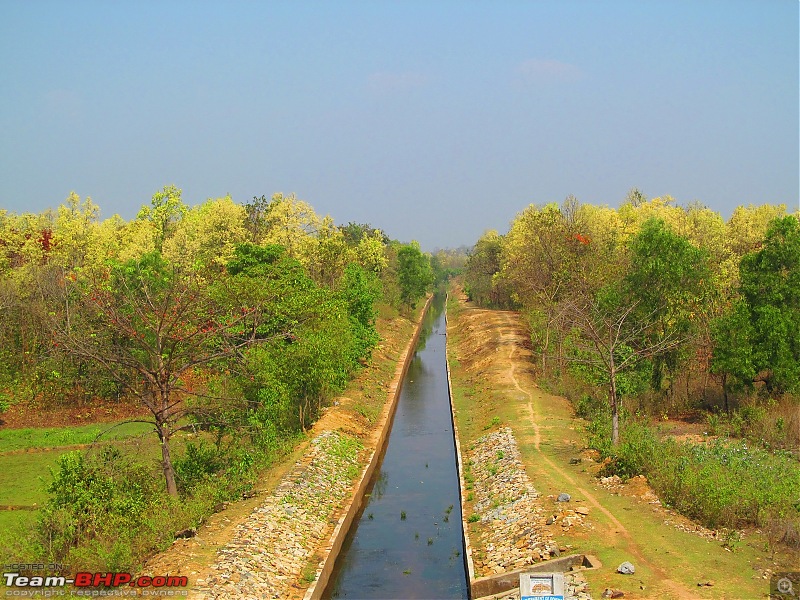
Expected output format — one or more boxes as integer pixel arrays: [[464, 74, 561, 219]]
[[499, 316, 696, 599], [447, 293, 774, 600]]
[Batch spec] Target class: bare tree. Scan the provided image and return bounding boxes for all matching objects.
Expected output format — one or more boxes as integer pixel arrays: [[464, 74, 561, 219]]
[[562, 293, 685, 445], [46, 252, 280, 496]]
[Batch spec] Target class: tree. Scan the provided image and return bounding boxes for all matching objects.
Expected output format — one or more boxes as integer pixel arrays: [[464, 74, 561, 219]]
[[47, 251, 274, 497], [340, 222, 388, 246], [564, 219, 709, 445], [463, 230, 510, 308], [726, 204, 788, 259], [339, 263, 381, 362], [309, 216, 350, 288], [229, 244, 368, 433], [738, 216, 800, 392], [136, 185, 187, 253], [353, 229, 389, 274], [163, 196, 248, 273], [260, 193, 321, 262], [51, 192, 101, 271], [624, 218, 711, 391], [500, 201, 594, 373], [565, 290, 650, 444], [397, 241, 433, 307], [710, 300, 756, 411], [244, 194, 271, 243], [624, 187, 647, 208]]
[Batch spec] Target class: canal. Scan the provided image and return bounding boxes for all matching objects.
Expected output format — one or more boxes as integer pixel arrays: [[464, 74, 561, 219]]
[[323, 294, 470, 599]]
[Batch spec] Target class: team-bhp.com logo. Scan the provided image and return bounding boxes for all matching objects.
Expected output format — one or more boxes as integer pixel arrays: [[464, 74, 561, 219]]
[[4, 572, 188, 596]]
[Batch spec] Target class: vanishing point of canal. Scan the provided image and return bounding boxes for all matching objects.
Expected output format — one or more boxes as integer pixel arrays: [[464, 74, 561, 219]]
[[323, 295, 470, 599]]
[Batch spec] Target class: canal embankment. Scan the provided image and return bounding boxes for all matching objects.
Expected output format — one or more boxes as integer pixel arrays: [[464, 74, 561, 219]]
[[321, 294, 469, 599], [138, 299, 433, 600], [445, 286, 779, 600], [445, 291, 595, 600]]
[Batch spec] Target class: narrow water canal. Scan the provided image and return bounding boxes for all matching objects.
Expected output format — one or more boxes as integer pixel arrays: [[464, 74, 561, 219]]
[[323, 295, 469, 599]]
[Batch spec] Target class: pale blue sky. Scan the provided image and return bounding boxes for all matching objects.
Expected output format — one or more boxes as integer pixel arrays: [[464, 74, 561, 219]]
[[1, 0, 797, 249]]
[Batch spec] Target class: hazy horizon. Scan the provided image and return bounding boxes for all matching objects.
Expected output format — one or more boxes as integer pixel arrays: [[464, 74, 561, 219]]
[[2, 0, 798, 250]]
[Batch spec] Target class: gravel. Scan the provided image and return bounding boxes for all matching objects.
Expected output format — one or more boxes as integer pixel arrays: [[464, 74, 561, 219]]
[[467, 427, 593, 600], [191, 430, 362, 599]]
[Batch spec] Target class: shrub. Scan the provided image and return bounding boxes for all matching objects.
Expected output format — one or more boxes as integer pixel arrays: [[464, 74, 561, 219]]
[[36, 448, 162, 567], [585, 414, 800, 547], [173, 442, 225, 494], [575, 394, 604, 419]]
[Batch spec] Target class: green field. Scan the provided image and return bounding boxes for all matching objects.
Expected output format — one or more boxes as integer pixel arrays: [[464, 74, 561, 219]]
[[0, 421, 154, 453], [0, 420, 162, 534]]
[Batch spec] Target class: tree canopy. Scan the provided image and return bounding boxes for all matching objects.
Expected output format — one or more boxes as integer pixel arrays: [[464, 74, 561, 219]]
[[462, 193, 795, 444]]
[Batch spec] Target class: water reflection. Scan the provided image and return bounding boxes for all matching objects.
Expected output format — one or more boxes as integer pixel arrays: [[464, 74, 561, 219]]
[[323, 295, 469, 599]]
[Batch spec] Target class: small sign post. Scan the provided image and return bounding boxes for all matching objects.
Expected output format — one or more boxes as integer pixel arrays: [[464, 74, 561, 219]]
[[519, 572, 565, 600]]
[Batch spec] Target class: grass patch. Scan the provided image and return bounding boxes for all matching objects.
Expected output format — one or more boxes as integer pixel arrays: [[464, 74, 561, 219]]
[[300, 564, 317, 584], [0, 421, 153, 453], [352, 402, 380, 422], [0, 450, 66, 506], [0, 509, 36, 536]]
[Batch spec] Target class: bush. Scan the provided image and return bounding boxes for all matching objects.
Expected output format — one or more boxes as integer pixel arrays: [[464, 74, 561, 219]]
[[575, 394, 604, 419], [173, 442, 225, 494], [587, 417, 800, 546], [36, 448, 163, 568]]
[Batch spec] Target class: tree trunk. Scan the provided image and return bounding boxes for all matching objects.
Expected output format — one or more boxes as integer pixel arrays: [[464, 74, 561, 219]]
[[157, 422, 179, 497], [722, 373, 729, 413], [542, 326, 549, 374], [610, 360, 620, 446]]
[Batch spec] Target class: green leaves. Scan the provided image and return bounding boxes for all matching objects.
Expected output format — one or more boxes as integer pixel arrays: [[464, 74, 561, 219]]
[[732, 216, 800, 393], [229, 245, 380, 434], [625, 217, 710, 331], [339, 263, 381, 361], [397, 241, 433, 308]]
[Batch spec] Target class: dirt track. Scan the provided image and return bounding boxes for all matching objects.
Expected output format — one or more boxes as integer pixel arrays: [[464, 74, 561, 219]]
[[446, 289, 776, 600]]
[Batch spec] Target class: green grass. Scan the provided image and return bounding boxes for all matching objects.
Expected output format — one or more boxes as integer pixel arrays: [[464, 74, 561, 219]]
[[446, 289, 787, 600], [0, 508, 37, 536], [0, 420, 153, 453], [0, 450, 65, 505]]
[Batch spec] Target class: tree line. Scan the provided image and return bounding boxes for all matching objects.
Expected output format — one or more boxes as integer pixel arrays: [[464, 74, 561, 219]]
[[0, 186, 445, 496], [462, 192, 799, 445]]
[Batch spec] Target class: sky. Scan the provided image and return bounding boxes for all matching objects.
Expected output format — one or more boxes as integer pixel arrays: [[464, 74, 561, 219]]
[[1, 0, 798, 250]]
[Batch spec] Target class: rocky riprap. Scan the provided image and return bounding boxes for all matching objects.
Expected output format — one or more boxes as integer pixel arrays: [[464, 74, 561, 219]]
[[192, 430, 361, 599], [467, 427, 593, 600]]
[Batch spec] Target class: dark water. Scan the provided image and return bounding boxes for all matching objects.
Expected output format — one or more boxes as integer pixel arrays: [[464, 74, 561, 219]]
[[323, 295, 469, 599]]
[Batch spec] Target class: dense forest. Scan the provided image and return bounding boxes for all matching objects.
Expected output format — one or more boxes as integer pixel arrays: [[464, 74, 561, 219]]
[[462, 191, 800, 549], [0, 186, 459, 568]]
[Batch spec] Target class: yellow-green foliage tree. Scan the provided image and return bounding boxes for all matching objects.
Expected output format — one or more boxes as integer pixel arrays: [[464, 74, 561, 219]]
[[163, 196, 248, 272], [463, 191, 791, 432]]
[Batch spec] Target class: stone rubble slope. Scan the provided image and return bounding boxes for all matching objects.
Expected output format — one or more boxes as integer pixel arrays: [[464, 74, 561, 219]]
[[468, 427, 592, 600], [192, 430, 361, 599]]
